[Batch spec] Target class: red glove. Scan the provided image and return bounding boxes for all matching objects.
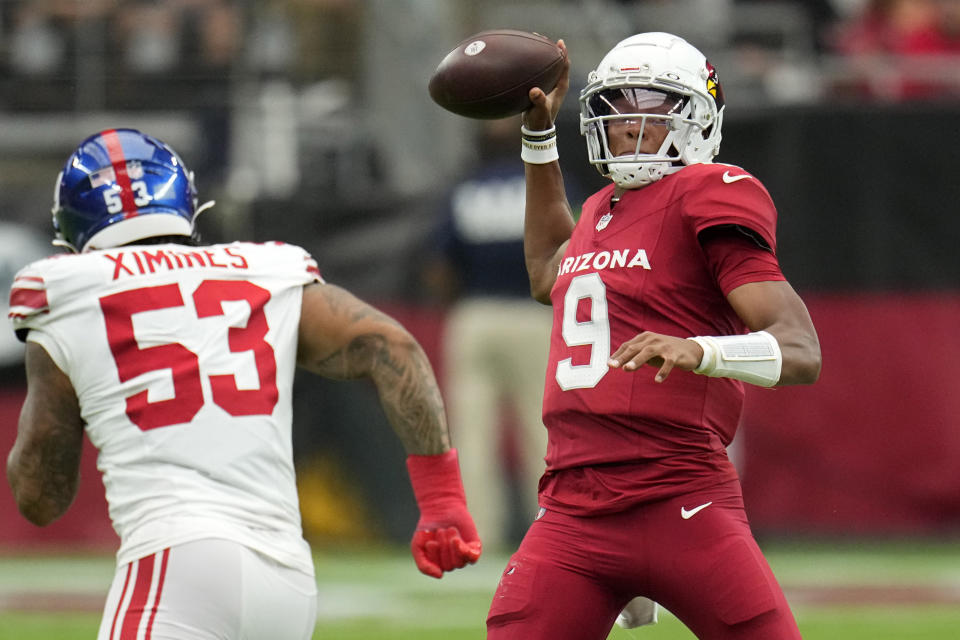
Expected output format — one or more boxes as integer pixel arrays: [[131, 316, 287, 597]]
[[406, 449, 482, 579]]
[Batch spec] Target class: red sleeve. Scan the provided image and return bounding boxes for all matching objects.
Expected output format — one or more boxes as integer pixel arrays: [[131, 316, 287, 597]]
[[701, 229, 785, 296], [681, 164, 779, 253]]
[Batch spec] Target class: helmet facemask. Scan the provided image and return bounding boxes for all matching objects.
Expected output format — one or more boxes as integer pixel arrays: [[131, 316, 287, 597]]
[[583, 88, 692, 189], [579, 32, 725, 190]]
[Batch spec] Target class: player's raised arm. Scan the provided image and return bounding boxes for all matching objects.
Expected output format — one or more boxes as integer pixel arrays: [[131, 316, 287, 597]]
[[296, 282, 481, 578], [522, 39, 576, 304], [7, 342, 85, 526]]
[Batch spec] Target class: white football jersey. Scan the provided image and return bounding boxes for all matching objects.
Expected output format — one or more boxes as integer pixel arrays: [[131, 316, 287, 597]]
[[9, 241, 322, 575]]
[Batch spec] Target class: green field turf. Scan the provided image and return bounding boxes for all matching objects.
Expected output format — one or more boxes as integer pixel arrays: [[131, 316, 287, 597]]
[[1, 540, 959, 639]]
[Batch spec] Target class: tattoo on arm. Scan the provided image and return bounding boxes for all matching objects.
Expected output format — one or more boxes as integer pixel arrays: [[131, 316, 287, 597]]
[[8, 344, 84, 525], [347, 334, 450, 455], [303, 286, 450, 455], [8, 417, 83, 525]]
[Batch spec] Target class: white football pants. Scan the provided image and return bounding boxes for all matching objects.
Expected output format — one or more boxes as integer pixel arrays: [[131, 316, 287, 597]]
[[97, 538, 317, 640]]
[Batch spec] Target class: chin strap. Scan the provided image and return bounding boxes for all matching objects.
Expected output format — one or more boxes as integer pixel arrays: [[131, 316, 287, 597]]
[[51, 237, 77, 252], [609, 161, 673, 188], [194, 200, 216, 217]]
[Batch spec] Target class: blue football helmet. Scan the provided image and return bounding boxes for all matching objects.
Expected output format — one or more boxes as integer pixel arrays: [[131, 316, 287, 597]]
[[52, 128, 212, 252]]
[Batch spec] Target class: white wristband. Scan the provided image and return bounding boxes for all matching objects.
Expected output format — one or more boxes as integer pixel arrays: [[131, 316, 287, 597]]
[[521, 125, 558, 164], [688, 330, 782, 388]]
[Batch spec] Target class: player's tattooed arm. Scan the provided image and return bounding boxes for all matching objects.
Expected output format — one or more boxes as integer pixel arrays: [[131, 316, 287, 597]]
[[7, 342, 84, 526], [297, 283, 451, 455]]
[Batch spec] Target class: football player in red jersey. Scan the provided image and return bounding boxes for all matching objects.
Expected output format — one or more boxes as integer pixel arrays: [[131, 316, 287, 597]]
[[486, 33, 821, 640]]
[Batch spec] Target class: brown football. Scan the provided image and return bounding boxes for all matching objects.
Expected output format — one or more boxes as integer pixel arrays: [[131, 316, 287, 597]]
[[428, 29, 565, 119]]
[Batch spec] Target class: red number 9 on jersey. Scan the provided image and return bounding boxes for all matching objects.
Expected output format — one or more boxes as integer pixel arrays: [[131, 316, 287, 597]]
[[99, 280, 278, 431]]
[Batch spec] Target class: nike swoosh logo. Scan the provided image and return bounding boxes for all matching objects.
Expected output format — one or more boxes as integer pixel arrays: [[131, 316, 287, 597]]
[[681, 501, 713, 519], [722, 171, 752, 184]]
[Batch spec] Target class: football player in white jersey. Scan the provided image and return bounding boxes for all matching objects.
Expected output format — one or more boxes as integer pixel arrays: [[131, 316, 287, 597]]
[[6, 129, 482, 640]]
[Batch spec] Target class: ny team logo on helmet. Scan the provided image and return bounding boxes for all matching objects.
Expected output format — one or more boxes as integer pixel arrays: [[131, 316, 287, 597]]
[[52, 128, 206, 252], [579, 32, 725, 189]]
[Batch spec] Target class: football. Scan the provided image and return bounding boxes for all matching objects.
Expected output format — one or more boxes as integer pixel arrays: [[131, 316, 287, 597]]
[[428, 29, 565, 119]]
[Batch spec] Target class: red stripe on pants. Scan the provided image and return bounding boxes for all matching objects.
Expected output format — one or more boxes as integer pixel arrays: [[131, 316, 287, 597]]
[[144, 549, 170, 640], [120, 554, 156, 639], [108, 563, 134, 640]]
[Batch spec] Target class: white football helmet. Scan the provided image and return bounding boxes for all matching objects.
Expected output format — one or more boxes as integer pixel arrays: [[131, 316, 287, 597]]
[[579, 32, 725, 189]]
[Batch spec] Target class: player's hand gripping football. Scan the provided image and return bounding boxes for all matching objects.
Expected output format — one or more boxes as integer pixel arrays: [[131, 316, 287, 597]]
[[522, 39, 570, 131], [406, 449, 482, 579], [608, 331, 705, 383]]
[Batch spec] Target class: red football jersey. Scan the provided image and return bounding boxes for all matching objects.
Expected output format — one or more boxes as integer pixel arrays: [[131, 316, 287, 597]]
[[539, 163, 780, 514]]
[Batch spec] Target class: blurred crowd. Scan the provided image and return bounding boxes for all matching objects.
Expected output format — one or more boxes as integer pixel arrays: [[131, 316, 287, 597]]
[[2, 0, 363, 84], [6, 0, 239, 77], [828, 0, 960, 100], [831, 0, 960, 58], [2, 1, 958, 105]]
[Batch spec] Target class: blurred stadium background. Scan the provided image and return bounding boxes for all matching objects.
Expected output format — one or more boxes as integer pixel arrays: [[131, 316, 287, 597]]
[[1, 0, 959, 637]]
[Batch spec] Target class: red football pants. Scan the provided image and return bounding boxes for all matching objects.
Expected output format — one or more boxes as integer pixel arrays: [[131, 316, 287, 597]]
[[486, 480, 801, 639]]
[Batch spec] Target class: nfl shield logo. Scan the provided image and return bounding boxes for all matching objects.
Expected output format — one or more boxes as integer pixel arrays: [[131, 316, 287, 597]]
[[596, 212, 613, 231]]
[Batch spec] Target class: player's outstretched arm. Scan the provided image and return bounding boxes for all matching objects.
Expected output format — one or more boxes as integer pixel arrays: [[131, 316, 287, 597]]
[[609, 280, 821, 386], [522, 39, 575, 304], [725, 280, 821, 385], [296, 283, 481, 577], [7, 342, 84, 526]]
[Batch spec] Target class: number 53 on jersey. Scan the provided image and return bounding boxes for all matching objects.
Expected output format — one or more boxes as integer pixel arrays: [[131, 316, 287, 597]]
[[100, 279, 279, 431]]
